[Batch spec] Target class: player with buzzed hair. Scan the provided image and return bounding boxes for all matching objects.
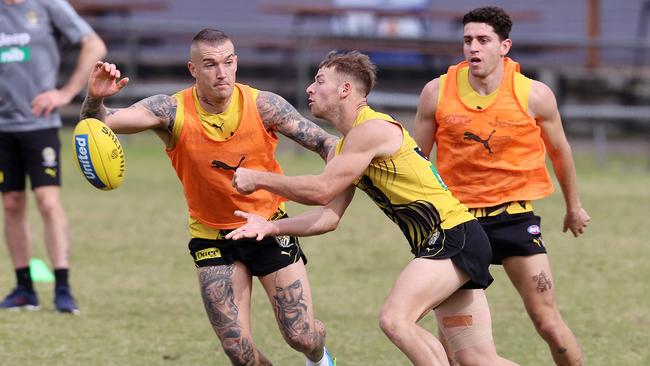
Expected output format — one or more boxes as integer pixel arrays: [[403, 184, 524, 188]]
[[81, 28, 337, 366]]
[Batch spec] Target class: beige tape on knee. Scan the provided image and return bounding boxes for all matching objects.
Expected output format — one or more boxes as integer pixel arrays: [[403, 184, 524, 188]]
[[435, 301, 493, 352]]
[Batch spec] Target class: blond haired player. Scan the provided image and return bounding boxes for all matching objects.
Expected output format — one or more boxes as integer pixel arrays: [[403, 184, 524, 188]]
[[80, 29, 337, 366], [227, 50, 517, 366], [412, 7, 590, 366]]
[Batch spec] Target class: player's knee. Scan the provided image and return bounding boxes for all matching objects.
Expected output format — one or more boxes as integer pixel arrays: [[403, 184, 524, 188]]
[[378, 308, 405, 339], [222, 340, 256, 365], [34, 195, 61, 217], [278, 318, 323, 353], [284, 332, 319, 353], [3, 191, 26, 214], [314, 319, 326, 338], [532, 312, 565, 342]]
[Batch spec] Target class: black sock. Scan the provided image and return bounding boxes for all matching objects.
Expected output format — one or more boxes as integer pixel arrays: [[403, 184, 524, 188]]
[[16, 267, 33, 291], [54, 268, 69, 288]]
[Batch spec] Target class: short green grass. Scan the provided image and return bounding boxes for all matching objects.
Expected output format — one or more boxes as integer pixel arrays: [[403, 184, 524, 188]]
[[0, 129, 648, 365]]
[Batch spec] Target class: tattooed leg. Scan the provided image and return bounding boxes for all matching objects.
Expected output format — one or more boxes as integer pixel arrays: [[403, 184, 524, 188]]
[[198, 265, 271, 366], [533, 270, 553, 292], [260, 263, 326, 362], [503, 255, 583, 366]]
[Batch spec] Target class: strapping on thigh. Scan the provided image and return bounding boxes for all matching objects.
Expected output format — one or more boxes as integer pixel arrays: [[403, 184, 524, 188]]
[[436, 308, 493, 352]]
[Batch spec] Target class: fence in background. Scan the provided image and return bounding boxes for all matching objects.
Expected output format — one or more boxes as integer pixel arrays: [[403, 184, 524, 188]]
[[61, 1, 650, 166]]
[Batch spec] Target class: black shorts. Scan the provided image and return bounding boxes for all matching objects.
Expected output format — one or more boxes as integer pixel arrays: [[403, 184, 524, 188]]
[[415, 220, 494, 289], [0, 128, 61, 192], [477, 211, 547, 265], [188, 234, 306, 277]]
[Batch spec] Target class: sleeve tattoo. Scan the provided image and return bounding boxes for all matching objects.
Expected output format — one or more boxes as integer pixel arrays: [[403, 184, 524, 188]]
[[131, 94, 178, 132], [257, 91, 338, 161], [80, 96, 117, 120], [81, 94, 177, 132]]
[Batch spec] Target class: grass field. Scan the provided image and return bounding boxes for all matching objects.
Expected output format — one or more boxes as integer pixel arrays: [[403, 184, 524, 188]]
[[0, 128, 648, 365]]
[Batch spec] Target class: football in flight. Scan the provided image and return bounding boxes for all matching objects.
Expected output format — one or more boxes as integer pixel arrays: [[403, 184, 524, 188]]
[[72, 118, 125, 190]]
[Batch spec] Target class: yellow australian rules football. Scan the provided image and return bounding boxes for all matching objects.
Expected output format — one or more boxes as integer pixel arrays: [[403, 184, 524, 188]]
[[72, 118, 125, 190]]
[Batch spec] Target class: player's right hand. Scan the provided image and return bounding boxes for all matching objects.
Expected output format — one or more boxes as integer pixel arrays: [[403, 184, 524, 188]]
[[87, 61, 129, 98], [563, 207, 591, 237], [232, 167, 259, 195]]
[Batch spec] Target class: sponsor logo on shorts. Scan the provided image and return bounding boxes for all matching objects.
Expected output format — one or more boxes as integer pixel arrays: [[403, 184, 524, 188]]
[[41, 146, 57, 167], [276, 235, 292, 248], [527, 225, 541, 235], [0, 170, 3, 184], [427, 231, 441, 246], [44, 168, 57, 178], [194, 247, 222, 261]]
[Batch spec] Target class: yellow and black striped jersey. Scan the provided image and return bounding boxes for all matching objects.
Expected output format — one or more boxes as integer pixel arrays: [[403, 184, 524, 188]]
[[336, 106, 475, 253]]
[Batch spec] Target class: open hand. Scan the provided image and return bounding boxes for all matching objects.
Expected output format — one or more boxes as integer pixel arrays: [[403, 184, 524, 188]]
[[225, 210, 275, 241], [87, 61, 129, 99]]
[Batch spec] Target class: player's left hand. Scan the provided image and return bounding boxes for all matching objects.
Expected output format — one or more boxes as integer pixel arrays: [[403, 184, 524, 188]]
[[31, 89, 73, 117], [225, 210, 274, 241], [563, 207, 590, 237], [232, 167, 258, 195]]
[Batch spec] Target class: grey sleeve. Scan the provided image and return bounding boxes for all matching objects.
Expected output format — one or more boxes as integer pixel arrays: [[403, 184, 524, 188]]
[[42, 0, 94, 44]]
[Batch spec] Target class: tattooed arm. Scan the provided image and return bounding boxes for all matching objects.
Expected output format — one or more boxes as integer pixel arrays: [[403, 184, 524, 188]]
[[80, 61, 177, 144], [256, 91, 338, 161], [81, 94, 177, 142]]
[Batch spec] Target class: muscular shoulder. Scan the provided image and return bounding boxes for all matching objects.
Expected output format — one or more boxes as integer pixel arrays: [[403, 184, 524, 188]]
[[255, 90, 292, 129], [527, 80, 558, 120], [347, 119, 402, 158], [417, 77, 442, 118], [421, 78, 441, 100], [132, 94, 178, 132]]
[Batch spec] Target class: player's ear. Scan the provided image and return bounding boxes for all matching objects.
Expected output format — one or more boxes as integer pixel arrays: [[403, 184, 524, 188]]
[[500, 38, 512, 57], [187, 61, 197, 78], [340, 80, 352, 97]]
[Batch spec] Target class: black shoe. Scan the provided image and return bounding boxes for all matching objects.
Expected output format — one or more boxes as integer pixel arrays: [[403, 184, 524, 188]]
[[0, 287, 40, 311], [54, 286, 80, 315]]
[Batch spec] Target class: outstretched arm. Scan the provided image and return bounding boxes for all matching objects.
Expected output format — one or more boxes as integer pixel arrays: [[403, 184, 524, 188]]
[[232, 119, 401, 205], [225, 186, 356, 241], [257, 91, 338, 161], [80, 61, 176, 144], [530, 80, 590, 237]]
